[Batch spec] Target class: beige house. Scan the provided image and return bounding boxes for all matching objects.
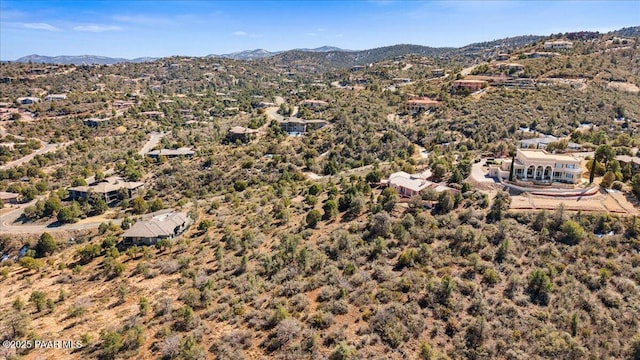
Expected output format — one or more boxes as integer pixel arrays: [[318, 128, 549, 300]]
[[227, 126, 258, 143], [68, 176, 144, 203], [122, 212, 192, 246], [489, 149, 583, 184], [382, 171, 456, 197]]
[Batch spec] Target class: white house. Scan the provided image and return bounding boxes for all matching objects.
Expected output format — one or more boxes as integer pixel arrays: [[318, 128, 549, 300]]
[[517, 135, 582, 151], [489, 149, 583, 184], [543, 40, 573, 50]]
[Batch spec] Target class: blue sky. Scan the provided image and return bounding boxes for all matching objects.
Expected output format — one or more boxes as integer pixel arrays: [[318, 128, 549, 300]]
[[0, 0, 638, 60]]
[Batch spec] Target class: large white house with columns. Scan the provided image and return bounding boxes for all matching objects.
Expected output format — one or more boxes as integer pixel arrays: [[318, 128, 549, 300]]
[[489, 149, 583, 184]]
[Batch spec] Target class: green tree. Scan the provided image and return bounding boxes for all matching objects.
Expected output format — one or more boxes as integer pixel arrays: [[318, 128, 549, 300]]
[[322, 199, 338, 220], [600, 171, 616, 188], [487, 191, 510, 222], [559, 219, 586, 245], [435, 191, 455, 214], [132, 196, 148, 214], [365, 169, 383, 184], [57, 206, 77, 223], [91, 197, 108, 215], [29, 291, 47, 312], [36, 232, 57, 257], [149, 198, 164, 212], [306, 209, 322, 228], [19, 256, 43, 271], [43, 195, 62, 217], [527, 269, 553, 306], [595, 144, 615, 166], [632, 174, 640, 201], [100, 330, 123, 360]]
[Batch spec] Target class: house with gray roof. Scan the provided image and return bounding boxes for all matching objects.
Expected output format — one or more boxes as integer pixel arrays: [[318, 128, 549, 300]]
[[68, 176, 144, 203], [227, 126, 258, 143], [122, 212, 192, 246]]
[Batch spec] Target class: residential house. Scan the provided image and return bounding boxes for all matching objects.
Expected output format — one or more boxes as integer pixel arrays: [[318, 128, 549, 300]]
[[254, 101, 276, 109], [147, 147, 195, 158], [492, 63, 524, 71], [488, 149, 583, 184], [405, 97, 441, 112], [113, 100, 135, 109], [382, 171, 456, 198], [279, 119, 327, 134], [517, 135, 582, 151], [141, 111, 165, 119], [83, 118, 110, 127], [300, 100, 329, 110], [496, 53, 510, 61], [392, 78, 412, 84], [543, 40, 573, 49], [452, 80, 487, 91], [16, 97, 40, 105], [44, 94, 67, 101], [431, 69, 445, 77], [0, 191, 20, 204], [526, 52, 560, 58], [68, 176, 144, 203], [615, 155, 640, 173], [227, 126, 258, 143], [122, 212, 193, 246]]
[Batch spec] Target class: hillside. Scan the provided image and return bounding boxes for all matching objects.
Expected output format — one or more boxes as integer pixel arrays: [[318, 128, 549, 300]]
[[1, 30, 640, 360]]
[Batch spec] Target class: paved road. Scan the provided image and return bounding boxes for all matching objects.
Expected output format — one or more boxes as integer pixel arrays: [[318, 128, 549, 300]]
[[0, 199, 123, 234], [470, 159, 498, 183], [265, 107, 284, 122], [460, 63, 481, 76], [138, 131, 166, 155], [0, 141, 72, 170]]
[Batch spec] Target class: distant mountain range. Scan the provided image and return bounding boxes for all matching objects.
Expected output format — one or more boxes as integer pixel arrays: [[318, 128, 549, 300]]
[[13, 27, 639, 66], [207, 46, 349, 60], [15, 54, 156, 65]]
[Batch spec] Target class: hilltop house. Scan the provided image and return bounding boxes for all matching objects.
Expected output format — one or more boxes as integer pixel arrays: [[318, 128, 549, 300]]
[[300, 100, 329, 110], [227, 126, 258, 143], [405, 97, 441, 112], [44, 94, 67, 101], [122, 212, 193, 246], [279, 119, 327, 134], [453, 80, 487, 91], [68, 176, 144, 203], [83, 118, 110, 127], [543, 40, 573, 49], [147, 147, 195, 158], [141, 111, 165, 119], [489, 149, 583, 184], [517, 135, 582, 151], [16, 97, 40, 105]]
